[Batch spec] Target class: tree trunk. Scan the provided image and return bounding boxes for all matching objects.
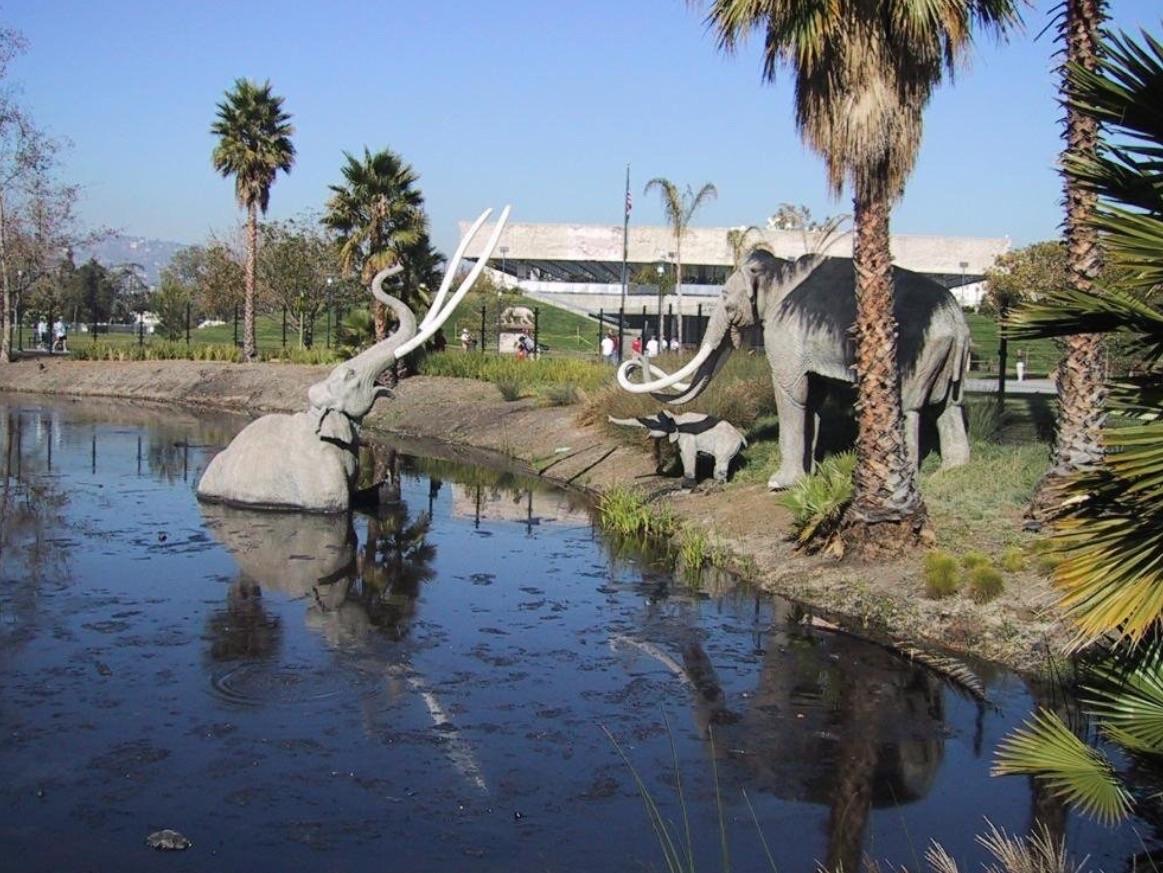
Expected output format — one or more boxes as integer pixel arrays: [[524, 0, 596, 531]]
[[243, 204, 258, 362], [0, 191, 10, 364], [841, 179, 930, 554], [675, 241, 683, 346], [1027, 0, 1106, 521]]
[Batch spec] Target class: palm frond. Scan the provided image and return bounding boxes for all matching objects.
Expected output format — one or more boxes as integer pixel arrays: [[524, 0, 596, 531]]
[[894, 643, 987, 700], [1086, 651, 1163, 754], [992, 708, 1133, 824]]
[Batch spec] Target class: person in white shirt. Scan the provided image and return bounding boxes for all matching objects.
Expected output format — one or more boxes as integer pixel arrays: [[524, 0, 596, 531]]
[[53, 319, 67, 353], [600, 331, 615, 361], [669, 336, 680, 352], [645, 335, 659, 357]]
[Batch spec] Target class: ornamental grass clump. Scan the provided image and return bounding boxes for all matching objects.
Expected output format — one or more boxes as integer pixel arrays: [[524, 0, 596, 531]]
[[1000, 545, 1026, 573], [780, 451, 855, 550], [923, 550, 960, 598], [968, 565, 1005, 604], [495, 378, 524, 401]]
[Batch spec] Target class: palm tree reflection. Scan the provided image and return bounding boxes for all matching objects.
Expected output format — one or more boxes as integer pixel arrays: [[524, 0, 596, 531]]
[[614, 598, 947, 872]]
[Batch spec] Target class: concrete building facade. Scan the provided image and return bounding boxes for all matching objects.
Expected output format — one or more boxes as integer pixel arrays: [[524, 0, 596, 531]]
[[459, 221, 1009, 336]]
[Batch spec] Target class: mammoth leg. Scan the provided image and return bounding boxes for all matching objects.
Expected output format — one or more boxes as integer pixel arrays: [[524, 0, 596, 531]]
[[679, 437, 699, 485], [904, 409, 921, 471], [769, 377, 811, 490], [936, 401, 971, 469]]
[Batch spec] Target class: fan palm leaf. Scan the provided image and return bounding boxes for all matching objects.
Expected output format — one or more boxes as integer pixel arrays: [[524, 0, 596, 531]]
[[1085, 651, 1163, 753], [992, 708, 1132, 824]]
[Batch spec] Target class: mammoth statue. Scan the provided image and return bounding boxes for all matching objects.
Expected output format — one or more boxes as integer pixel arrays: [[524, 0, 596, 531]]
[[500, 305, 536, 328], [618, 251, 970, 490], [608, 410, 746, 486], [197, 206, 511, 513]]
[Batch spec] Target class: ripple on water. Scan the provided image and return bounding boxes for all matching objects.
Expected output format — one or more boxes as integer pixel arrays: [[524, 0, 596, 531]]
[[208, 661, 381, 707]]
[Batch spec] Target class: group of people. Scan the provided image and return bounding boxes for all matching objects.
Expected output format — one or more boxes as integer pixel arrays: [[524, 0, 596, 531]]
[[601, 330, 679, 362], [36, 318, 68, 353]]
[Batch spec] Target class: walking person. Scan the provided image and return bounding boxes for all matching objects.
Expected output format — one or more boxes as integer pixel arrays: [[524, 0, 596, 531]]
[[600, 331, 615, 362], [53, 318, 67, 353]]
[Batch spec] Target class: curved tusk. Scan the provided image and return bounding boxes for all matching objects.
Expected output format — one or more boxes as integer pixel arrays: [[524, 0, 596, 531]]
[[419, 209, 492, 330], [616, 345, 714, 394], [396, 205, 512, 358]]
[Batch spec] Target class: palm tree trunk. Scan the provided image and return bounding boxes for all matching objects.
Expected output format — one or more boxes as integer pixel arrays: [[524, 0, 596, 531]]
[[842, 178, 929, 552], [243, 203, 258, 362], [675, 241, 683, 346], [1027, 0, 1106, 521]]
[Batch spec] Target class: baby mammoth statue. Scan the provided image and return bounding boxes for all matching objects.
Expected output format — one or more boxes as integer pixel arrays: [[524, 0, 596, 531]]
[[609, 410, 747, 486]]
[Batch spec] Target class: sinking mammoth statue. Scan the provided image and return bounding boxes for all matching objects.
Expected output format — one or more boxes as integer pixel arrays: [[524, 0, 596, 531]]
[[197, 206, 512, 513], [618, 251, 971, 490]]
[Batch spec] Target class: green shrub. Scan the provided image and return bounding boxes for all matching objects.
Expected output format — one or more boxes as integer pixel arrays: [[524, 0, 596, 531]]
[[539, 383, 578, 406], [677, 527, 728, 583], [923, 551, 960, 598], [1000, 545, 1026, 573], [961, 551, 990, 570], [419, 351, 609, 392], [495, 378, 524, 401], [780, 451, 855, 549], [968, 564, 1005, 604], [964, 398, 1007, 444], [598, 486, 678, 539]]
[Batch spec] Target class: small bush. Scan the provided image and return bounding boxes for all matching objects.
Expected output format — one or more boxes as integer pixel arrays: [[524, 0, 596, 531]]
[[964, 399, 1007, 444], [961, 551, 990, 570], [968, 564, 1005, 604], [495, 379, 524, 401], [1000, 545, 1026, 573], [923, 551, 960, 598], [539, 383, 578, 406], [677, 527, 728, 583], [781, 451, 855, 549], [598, 486, 678, 539]]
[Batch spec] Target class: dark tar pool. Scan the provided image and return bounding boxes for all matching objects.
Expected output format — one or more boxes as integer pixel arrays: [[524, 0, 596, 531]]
[[0, 395, 1152, 871]]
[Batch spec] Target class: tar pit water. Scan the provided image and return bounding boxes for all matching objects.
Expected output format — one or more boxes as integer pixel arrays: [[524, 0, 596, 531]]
[[0, 396, 1152, 871]]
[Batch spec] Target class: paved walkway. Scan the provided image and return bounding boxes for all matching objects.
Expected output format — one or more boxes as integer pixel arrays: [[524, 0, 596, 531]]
[[965, 377, 1056, 395]]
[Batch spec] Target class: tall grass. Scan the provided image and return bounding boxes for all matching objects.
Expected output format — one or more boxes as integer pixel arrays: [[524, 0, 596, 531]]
[[68, 341, 345, 364], [419, 351, 611, 392], [583, 351, 775, 435]]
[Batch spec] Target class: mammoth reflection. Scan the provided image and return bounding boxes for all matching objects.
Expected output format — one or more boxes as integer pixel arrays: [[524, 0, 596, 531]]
[[613, 601, 947, 873], [199, 498, 437, 653]]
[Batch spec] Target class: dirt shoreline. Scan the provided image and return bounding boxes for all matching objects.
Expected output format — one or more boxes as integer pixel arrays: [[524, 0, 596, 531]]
[[0, 357, 1068, 675]]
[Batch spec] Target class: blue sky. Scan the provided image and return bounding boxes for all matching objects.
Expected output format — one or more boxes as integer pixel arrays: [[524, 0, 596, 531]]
[[6, 0, 1160, 253]]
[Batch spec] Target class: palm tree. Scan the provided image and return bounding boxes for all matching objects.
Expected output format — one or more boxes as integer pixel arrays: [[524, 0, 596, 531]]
[[644, 177, 717, 346], [210, 79, 295, 362], [1026, 0, 1108, 520], [703, 0, 1019, 551], [322, 147, 425, 341], [995, 25, 1163, 826]]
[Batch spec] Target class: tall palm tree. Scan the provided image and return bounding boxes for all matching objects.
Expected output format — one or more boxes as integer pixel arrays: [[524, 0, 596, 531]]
[[703, 0, 1019, 551], [322, 147, 425, 341], [210, 79, 295, 362], [644, 177, 717, 345], [995, 25, 1163, 826], [1026, 0, 1108, 520]]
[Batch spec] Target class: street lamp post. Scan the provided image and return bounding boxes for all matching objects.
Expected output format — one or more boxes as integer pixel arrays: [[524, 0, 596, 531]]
[[656, 258, 666, 347], [499, 246, 509, 290], [325, 277, 334, 348]]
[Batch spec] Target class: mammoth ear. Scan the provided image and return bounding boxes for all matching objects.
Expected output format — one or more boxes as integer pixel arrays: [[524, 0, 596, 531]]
[[317, 409, 356, 446]]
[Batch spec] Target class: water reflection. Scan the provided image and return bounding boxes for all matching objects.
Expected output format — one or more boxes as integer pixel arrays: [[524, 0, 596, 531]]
[[1, 395, 1152, 872]]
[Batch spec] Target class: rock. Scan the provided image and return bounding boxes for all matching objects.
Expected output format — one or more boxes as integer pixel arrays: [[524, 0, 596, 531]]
[[145, 829, 191, 851]]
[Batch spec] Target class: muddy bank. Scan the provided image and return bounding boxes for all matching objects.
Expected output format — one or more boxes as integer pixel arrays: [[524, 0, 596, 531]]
[[0, 357, 1068, 674]]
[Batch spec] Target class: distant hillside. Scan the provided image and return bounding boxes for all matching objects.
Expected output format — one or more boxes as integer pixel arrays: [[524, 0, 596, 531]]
[[74, 235, 188, 285]]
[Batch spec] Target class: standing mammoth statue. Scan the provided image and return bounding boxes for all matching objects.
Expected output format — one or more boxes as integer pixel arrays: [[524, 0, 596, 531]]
[[617, 251, 970, 490], [197, 206, 512, 512]]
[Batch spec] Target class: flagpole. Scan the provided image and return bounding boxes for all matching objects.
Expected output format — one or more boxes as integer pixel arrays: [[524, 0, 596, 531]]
[[620, 163, 630, 362]]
